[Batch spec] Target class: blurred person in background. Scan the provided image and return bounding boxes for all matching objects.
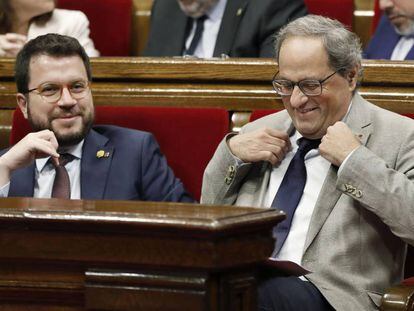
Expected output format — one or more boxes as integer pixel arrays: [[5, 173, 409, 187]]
[[0, 0, 99, 57], [365, 0, 414, 60], [144, 0, 307, 58]]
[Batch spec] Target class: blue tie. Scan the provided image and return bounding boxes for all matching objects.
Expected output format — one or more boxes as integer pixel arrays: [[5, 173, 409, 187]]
[[271, 137, 321, 255], [184, 15, 207, 55]]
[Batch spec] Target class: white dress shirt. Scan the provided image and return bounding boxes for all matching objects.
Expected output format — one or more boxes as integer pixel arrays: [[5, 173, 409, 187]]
[[28, 9, 99, 57], [264, 131, 331, 265], [264, 103, 354, 266], [0, 140, 84, 199], [391, 36, 414, 60], [184, 0, 227, 58]]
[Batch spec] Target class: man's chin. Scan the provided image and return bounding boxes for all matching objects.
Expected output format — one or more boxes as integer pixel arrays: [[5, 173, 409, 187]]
[[56, 133, 85, 147], [394, 21, 414, 36], [52, 125, 92, 147]]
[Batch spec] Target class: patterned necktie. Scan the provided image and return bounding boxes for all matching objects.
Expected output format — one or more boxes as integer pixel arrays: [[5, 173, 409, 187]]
[[271, 137, 321, 255], [51, 153, 75, 199], [184, 15, 207, 55]]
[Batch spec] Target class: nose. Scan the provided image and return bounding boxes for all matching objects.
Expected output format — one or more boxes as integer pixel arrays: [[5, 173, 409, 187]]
[[289, 85, 308, 108], [57, 87, 77, 107]]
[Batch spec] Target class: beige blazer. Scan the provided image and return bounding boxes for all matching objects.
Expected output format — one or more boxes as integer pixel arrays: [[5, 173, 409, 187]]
[[201, 93, 414, 310], [28, 9, 99, 57]]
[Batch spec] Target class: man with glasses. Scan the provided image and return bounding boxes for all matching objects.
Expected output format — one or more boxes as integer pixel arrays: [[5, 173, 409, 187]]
[[0, 33, 193, 202], [202, 15, 414, 310]]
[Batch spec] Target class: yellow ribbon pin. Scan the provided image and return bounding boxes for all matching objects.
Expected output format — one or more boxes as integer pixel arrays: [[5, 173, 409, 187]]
[[96, 150, 105, 158]]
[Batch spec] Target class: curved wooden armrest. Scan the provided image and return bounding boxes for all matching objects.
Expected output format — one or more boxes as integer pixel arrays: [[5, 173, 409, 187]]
[[380, 283, 414, 311]]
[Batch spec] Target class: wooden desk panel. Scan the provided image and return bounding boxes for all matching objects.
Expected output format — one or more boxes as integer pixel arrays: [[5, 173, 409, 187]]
[[0, 198, 284, 310]]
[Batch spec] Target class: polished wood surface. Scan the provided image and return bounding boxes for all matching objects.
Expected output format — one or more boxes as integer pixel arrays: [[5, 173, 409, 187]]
[[381, 284, 414, 311], [0, 198, 284, 310]]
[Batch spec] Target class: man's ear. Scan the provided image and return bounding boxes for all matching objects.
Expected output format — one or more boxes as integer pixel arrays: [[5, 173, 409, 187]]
[[16, 93, 28, 119], [347, 66, 359, 92]]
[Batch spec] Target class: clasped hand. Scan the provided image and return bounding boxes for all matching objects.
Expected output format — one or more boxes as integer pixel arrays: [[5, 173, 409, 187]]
[[0, 33, 27, 57], [228, 122, 361, 167], [0, 130, 60, 187]]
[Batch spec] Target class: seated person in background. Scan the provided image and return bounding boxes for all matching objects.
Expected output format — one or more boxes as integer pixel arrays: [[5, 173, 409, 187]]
[[0, 33, 193, 202], [143, 0, 307, 58], [365, 0, 414, 60], [202, 15, 414, 310], [0, 0, 99, 57]]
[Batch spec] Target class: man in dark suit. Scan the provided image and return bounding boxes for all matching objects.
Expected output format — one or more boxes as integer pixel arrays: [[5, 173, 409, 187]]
[[143, 0, 307, 58], [365, 0, 414, 60], [0, 33, 193, 202]]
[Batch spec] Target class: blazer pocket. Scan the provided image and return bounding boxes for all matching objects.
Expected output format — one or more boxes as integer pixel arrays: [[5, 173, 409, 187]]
[[366, 290, 382, 307]]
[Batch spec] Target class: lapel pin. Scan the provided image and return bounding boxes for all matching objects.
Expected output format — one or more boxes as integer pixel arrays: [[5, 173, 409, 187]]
[[104, 152, 110, 158], [96, 150, 105, 158], [237, 8, 243, 16]]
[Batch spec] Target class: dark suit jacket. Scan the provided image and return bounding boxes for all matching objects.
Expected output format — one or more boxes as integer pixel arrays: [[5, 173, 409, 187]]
[[7, 125, 194, 202], [364, 15, 414, 60], [143, 0, 307, 58]]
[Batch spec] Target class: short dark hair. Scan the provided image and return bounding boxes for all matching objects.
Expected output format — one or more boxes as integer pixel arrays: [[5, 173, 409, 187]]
[[15, 33, 92, 94]]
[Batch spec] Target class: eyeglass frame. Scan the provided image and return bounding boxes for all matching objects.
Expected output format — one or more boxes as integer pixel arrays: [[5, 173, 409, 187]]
[[271, 69, 343, 97], [26, 80, 91, 103]]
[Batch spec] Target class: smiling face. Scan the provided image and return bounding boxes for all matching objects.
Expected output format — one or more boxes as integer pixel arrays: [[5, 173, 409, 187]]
[[16, 54, 94, 147], [177, 0, 218, 18], [278, 36, 356, 139], [380, 0, 414, 35]]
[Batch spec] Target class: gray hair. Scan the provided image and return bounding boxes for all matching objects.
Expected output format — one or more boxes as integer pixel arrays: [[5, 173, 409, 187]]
[[274, 15, 363, 79]]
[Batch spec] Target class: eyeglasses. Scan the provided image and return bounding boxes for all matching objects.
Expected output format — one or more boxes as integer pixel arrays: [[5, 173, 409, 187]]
[[27, 80, 90, 103], [272, 70, 341, 97]]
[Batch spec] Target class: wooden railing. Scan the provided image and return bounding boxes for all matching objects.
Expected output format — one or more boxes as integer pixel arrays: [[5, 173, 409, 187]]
[[1, 57, 414, 148]]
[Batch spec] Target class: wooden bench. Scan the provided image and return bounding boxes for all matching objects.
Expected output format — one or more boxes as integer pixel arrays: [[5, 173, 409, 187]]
[[1, 57, 414, 149]]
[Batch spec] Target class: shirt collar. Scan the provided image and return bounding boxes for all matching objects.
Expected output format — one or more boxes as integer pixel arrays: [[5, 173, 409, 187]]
[[36, 139, 84, 172]]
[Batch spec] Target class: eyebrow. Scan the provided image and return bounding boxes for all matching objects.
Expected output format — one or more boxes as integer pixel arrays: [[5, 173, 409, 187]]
[[277, 74, 327, 81]]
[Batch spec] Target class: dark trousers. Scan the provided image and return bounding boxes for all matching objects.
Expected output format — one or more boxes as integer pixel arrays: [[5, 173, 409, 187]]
[[258, 276, 335, 311]]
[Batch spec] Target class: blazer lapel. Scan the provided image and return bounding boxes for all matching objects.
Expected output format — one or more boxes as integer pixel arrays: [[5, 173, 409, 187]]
[[213, 0, 248, 56], [406, 45, 414, 60], [80, 129, 114, 200], [249, 117, 296, 206], [303, 93, 373, 252], [8, 164, 35, 197], [162, 3, 191, 55]]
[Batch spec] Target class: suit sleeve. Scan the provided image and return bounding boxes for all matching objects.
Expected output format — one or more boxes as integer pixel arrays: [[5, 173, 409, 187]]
[[140, 133, 195, 203], [201, 133, 254, 205], [337, 129, 414, 246], [258, 0, 307, 57]]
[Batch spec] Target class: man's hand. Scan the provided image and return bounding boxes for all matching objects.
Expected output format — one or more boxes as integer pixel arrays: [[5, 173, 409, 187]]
[[319, 122, 361, 167], [228, 128, 291, 165], [0, 33, 27, 57], [0, 130, 59, 187]]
